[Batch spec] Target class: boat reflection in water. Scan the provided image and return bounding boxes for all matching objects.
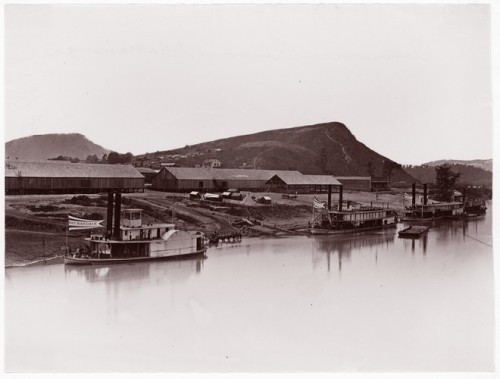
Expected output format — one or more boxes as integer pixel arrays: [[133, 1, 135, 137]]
[[62, 255, 207, 320], [310, 228, 397, 272], [5, 201, 492, 372], [64, 255, 206, 285], [399, 210, 489, 252]]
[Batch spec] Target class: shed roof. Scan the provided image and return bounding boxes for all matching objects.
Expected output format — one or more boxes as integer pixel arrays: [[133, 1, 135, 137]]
[[302, 175, 342, 186], [162, 167, 303, 181], [212, 169, 302, 181], [335, 176, 371, 181], [161, 167, 216, 180], [267, 172, 341, 186], [371, 177, 389, 182], [5, 161, 144, 178], [136, 167, 157, 174]]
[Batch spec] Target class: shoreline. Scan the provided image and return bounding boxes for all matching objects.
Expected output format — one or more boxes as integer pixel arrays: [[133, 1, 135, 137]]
[[5, 188, 479, 267], [5, 255, 65, 269]]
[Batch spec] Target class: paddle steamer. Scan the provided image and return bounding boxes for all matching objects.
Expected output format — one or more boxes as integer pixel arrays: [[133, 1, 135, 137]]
[[64, 193, 206, 265]]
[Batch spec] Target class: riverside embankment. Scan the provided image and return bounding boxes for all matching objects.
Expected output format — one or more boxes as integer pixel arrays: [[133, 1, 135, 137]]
[[5, 189, 407, 266]]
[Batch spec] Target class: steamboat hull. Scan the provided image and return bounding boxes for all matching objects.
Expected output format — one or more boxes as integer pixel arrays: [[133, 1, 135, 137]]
[[400, 216, 443, 222], [309, 223, 397, 235], [64, 248, 207, 265]]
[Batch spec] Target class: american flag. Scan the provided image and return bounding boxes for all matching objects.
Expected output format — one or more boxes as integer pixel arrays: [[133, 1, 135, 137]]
[[313, 197, 326, 209]]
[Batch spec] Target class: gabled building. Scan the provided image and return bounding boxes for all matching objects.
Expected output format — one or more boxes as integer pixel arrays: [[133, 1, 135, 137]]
[[371, 177, 390, 192], [152, 167, 298, 192], [202, 159, 222, 169], [152, 167, 218, 192], [136, 167, 159, 184], [5, 161, 145, 194], [266, 172, 342, 193], [335, 176, 372, 191], [152, 167, 343, 194]]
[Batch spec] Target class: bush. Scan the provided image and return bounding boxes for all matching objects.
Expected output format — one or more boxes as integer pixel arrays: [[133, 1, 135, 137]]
[[26, 205, 59, 212], [65, 195, 107, 207], [82, 212, 105, 220], [65, 195, 92, 206]]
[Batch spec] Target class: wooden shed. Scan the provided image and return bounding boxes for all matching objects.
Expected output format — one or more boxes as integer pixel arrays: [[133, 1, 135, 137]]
[[371, 177, 390, 192], [152, 167, 217, 192], [211, 169, 303, 191], [266, 172, 342, 194], [5, 161, 145, 194], [135, 167, 158, 184], [334, 176, 372, 191], [151, 167, 304, 192]]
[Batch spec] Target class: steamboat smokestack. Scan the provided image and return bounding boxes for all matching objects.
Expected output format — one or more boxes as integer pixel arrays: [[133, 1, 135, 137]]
[[106, 192, 114, 239], [328, 185, 332, 210], [412, 183, 416, 206], [113, 192, 122, 240], [423, 183, 428, 206], [338, 185, 343, 212]]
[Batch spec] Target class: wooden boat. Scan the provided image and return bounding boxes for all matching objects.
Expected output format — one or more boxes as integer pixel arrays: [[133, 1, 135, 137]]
[[64, 194, 207, 265], [464, 199, 487, 216], [402, 202, 464, 221], [310, 204, 398, 235], [398, 225, 430, 238]]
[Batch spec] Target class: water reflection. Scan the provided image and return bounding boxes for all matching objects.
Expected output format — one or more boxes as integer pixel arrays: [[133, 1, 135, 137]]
[[397, 208, 490, 257], [433, 216, 489, 246], [310, 229, 397, 272], [64, 256, 206, 285], [4, 202, 493, 372]]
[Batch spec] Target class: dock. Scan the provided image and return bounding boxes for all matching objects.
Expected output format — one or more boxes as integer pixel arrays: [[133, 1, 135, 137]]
[[398, 226, 430, 238]]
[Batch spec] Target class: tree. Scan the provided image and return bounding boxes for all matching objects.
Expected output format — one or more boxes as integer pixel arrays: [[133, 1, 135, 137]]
[[106, 151, 134, 164], [123, 152, 134, 163], [434, 164, 461, 202], [107, 151, 121, 164], [85, 154, 99, 163], [101, 154, 108, 163]]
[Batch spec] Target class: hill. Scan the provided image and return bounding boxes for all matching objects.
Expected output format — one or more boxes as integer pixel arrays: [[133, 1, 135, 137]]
[[423, 159, 492, 172], [403, 164, 492, 188], [5, 133, 110, 161], [140, 122, 415, 183]]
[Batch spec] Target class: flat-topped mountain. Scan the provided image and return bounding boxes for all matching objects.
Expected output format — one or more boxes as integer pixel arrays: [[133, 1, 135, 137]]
[[423, 159, 492, 173], [141, 122, 415, 183], [5, 133, 110, 161]]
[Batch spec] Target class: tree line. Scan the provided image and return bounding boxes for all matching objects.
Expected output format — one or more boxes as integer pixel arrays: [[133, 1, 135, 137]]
[[403, 163, 492, 187], [49, 152, 134, 164]]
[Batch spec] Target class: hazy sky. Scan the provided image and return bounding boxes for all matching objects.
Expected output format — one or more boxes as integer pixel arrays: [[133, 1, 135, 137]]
[[4, 4, 492, 165]]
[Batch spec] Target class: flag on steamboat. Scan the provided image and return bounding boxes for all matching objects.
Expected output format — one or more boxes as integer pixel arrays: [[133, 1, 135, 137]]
[[68, 215, 104, 231], [313, 197, 326, 209]]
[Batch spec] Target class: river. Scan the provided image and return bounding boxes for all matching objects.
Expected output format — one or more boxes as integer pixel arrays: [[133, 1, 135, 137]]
[[4, 204, 494, 372]]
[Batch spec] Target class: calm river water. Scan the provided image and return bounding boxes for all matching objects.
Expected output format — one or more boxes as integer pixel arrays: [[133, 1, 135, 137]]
[[5, 204, 494, 372]]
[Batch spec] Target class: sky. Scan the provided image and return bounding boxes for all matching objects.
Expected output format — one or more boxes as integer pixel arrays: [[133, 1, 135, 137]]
[[4, 3, 493, 165]]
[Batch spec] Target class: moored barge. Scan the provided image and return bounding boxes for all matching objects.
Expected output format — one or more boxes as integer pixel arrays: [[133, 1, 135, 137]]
[[398, 225, 430, 238]]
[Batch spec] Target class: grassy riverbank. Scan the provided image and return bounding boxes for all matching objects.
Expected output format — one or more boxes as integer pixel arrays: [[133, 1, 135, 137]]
[[4, 188, 408, 266]]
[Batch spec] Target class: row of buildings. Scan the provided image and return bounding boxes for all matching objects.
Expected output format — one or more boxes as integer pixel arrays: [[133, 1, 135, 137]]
[[5, 160, 389, 195]]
